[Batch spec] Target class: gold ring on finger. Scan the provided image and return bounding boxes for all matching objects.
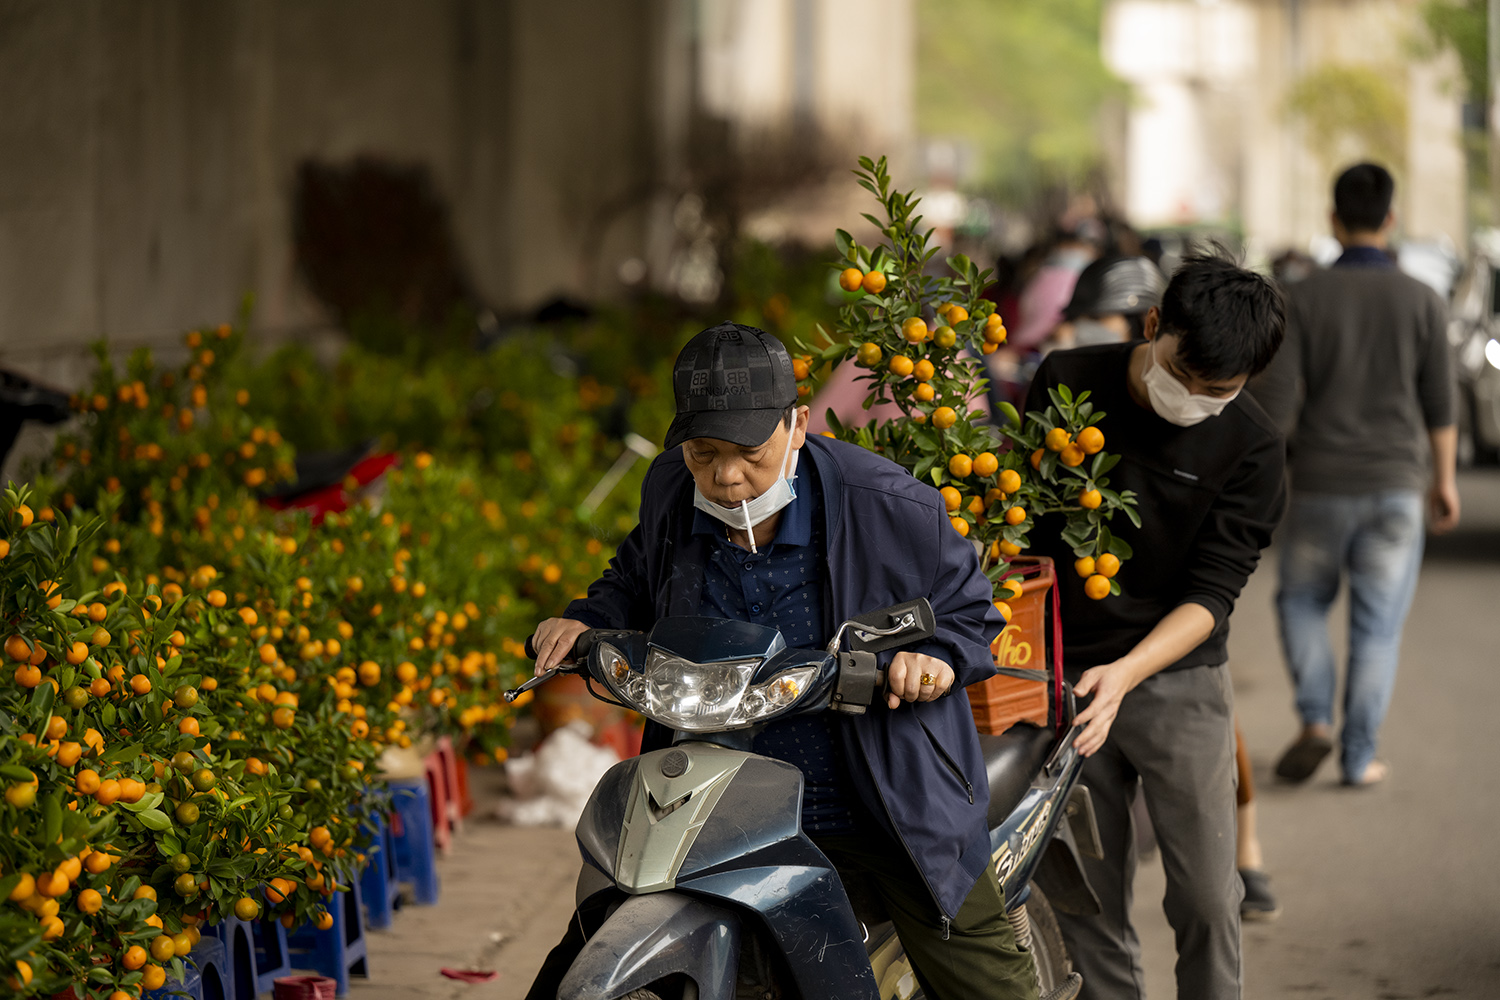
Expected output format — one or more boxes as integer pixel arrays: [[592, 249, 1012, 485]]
[[919, 672, 936, 687]]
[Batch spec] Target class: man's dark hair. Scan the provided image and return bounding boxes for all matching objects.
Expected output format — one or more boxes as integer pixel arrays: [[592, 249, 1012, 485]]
[[1333, 162, 1394, 233], [1158, 254, 1285, 379]]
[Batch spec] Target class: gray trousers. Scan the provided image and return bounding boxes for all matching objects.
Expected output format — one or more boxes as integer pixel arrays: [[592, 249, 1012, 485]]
[[1055, 665, 1242, 999]]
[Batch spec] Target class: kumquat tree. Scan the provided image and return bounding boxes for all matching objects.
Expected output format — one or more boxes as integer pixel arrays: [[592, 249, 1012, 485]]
[[797, 155, 1139, 606], [0, 489, 357, 1000], [0, 316, 633, 997]]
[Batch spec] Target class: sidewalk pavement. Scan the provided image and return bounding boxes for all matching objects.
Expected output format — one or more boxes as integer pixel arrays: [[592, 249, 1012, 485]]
[[349, 770, 579, 1000]]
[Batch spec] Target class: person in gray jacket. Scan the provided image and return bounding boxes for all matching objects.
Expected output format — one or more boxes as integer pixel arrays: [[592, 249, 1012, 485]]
[[1253, 162, 1461, 788]]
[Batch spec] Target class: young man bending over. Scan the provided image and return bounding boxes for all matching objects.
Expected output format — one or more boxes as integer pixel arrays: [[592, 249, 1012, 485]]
[[1026, 255, 1286, 999]]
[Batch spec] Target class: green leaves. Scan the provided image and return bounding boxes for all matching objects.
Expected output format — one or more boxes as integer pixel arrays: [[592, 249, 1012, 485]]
[[1105, 530, 1134, 560], [1060, 519, 1093, 556], [121, 790, 165, 813], [987, 379, 1138, 570], [0, 872, 22, 901], [103, 741, 143, 764], [40, 791, 61, 851], [132, 808, 171, 832], [29, 681, 54, 719]]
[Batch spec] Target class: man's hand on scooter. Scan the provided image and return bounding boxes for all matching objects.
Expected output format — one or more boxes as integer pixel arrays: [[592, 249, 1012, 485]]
[[533, 617, 592, 676], [885, 651, 953, 709], [1071, 661, 1138, 756]]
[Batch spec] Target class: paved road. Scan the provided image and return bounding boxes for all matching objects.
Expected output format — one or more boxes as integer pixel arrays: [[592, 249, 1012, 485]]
[[353, 469, 1500, 1000], [1133, 467, 1500, 999]]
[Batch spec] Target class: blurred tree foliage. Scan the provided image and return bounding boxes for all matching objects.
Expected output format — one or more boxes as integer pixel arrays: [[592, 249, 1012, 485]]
[[1414, 0, 1488, 224], [1284, 64, 1409, 172], [1420, 0, 1486, 101], [917, 0, 1121, 201]]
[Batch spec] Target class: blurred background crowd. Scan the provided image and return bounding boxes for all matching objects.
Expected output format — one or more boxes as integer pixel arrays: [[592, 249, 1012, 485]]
[[2, 0, 1498, 473]]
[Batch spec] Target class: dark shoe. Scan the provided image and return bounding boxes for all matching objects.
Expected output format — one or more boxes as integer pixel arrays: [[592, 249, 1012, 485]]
[[1040, 972, 1083, 1000], [1240, 868, 1282, 922], [1274, 734, 1332, 783]]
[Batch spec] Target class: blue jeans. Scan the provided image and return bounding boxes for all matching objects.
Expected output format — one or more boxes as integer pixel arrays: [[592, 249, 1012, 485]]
[[1275, 490, 1424, 781]]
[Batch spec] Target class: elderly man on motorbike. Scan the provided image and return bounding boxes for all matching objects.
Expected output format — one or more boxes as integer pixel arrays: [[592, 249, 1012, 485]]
[[527, 322, 1047, 1000]]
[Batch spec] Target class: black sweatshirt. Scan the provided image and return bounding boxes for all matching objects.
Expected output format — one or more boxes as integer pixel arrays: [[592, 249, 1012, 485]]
[[1024, 343, 1287, 677]]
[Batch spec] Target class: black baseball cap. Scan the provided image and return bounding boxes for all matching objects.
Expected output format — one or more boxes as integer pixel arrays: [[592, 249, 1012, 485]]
[[664, 323, 798, 449], [1063, 255, 1166, 320]]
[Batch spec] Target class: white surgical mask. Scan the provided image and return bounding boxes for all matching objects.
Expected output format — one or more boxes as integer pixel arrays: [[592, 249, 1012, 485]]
[[1143, 338, 1240, 427], [692, 427, 799, 554]]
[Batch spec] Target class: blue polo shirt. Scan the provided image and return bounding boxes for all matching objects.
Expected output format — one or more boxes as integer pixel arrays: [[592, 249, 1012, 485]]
[[692, 475, 860, 834]]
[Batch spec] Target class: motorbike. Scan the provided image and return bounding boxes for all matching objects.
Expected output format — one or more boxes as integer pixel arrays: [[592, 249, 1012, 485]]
[[1444, 236, 1500, 465], [510, 598, 1102, 1000]]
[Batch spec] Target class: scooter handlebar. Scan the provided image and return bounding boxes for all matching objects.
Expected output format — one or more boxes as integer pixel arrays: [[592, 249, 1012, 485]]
[[521, 630, 595, 663], [506, 630, 597, 703], [517, 629, 885, 709]]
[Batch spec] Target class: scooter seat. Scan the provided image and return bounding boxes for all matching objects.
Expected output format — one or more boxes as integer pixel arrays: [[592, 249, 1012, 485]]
[[978, 722, 1055, 828]]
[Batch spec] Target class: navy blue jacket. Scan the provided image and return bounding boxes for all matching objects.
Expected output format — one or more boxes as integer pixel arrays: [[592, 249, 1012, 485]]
[[565, 434, 1005, 918]]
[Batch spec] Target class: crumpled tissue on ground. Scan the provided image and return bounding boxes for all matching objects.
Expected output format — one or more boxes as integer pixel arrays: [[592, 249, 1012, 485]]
[[495, 721, 621, 828]]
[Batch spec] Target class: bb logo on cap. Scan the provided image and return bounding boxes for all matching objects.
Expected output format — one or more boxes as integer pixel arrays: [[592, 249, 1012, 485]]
[[663, 322, 799, 449]]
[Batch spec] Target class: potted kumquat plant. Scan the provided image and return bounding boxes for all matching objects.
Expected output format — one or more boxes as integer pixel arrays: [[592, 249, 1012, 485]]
[[797, 156, 1140, 732], [798, 155, 1138, 603]]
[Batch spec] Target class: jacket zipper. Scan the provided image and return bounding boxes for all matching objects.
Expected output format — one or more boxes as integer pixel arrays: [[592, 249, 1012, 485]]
[[920, 719, 974, 804], [852, 729, 960, 933]]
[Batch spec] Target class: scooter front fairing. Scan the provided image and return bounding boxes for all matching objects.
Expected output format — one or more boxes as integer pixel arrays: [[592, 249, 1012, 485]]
[[567, 743, 880, 1000], [558, 891, 740, 1000]]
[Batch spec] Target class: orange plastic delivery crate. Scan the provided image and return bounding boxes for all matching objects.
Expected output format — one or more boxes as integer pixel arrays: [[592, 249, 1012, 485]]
[[969, 556, 1060, 735]]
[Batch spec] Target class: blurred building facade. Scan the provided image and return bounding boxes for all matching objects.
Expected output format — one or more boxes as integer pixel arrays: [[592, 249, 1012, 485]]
[[0, 0, 911, 379], [1102, 0, 1466, 259]]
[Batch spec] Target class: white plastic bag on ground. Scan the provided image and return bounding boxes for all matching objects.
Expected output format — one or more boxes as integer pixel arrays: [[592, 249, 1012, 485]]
[[377, 742, 427, 781], [495, 721, 621, 828]]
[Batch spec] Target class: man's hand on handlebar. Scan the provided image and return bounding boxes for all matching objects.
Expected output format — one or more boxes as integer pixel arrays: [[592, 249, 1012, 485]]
[[886, 651, 953, 709], [532, 618, 592, 676]]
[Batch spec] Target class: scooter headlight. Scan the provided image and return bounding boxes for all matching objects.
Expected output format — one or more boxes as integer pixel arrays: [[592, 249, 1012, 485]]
[[599, 644, 819, 731], [598, 642, 649, 710], [727, 666, 820, 726]]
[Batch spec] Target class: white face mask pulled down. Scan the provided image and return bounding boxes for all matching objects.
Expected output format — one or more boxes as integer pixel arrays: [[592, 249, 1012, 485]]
[[1143, 338, 1240, 427], [691, 428, 798, 554]]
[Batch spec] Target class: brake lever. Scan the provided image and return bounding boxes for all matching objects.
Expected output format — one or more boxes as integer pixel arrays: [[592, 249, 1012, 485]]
[[508, 630, 598, 702], [503, 664, 575, 702]]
